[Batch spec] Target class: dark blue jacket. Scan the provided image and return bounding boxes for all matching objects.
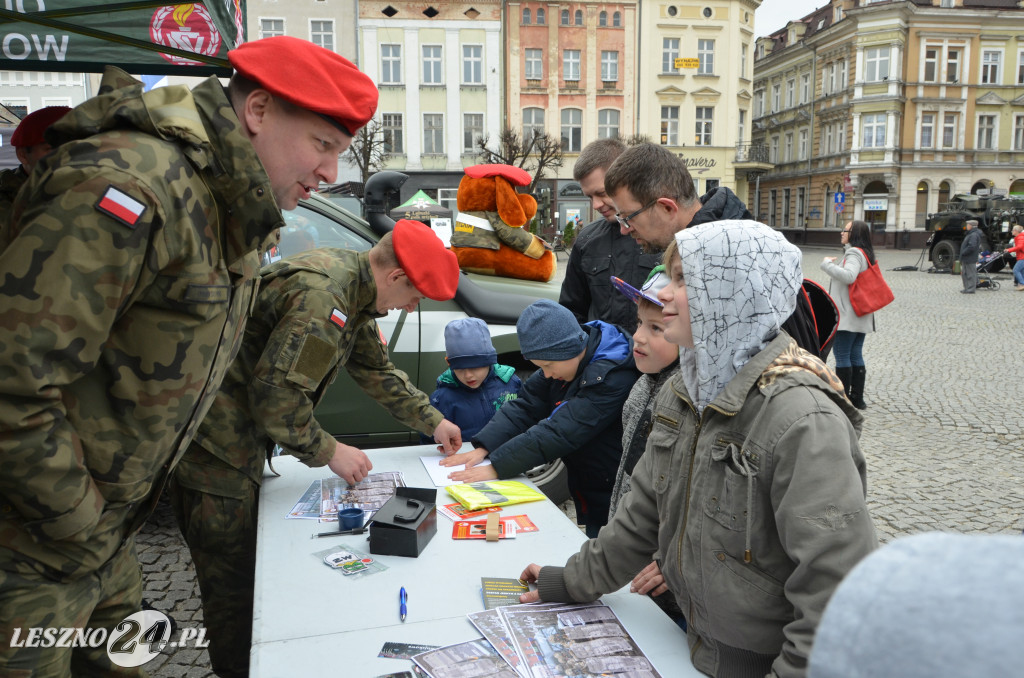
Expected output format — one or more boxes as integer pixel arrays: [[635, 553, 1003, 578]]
[[423, 364, 522, 442], [472, 321, 639, 528]]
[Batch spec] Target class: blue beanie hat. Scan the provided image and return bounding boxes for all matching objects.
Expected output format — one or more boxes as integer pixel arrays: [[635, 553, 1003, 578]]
[[445, 318, 497, 369], [516, 300, 587, 361]]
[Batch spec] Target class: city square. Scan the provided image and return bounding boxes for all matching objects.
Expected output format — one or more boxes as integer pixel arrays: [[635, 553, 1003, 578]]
[[137, 244, 1024, 677]]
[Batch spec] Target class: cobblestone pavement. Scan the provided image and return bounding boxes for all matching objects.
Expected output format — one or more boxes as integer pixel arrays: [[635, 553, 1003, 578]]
[[138, 244, 1024, 677]]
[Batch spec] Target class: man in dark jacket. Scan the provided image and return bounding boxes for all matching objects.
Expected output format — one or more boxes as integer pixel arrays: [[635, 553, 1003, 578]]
[[604, 142, 833, 359], [442, 300, 639, 537], [559, 139, 660, 333], [959, 219, 983, 294]]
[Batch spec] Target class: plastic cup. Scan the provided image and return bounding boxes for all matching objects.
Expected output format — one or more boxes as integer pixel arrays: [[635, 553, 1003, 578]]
[[338, 508, 364, 531]]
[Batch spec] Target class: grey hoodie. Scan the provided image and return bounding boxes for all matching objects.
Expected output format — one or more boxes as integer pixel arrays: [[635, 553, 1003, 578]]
[[535, 221, 877, 678]]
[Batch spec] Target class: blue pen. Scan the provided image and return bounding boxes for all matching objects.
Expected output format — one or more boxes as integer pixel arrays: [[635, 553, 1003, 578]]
[[400, 587, 408, 622]]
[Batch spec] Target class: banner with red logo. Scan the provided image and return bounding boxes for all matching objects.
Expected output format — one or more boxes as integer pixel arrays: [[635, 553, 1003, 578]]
[[0, 1, 246, 76]]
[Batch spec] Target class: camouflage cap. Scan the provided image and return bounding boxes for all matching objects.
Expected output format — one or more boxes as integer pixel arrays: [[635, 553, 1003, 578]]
[[393, 219, 460, 301], [11, 106, 71, 147], [228, 36, 378, 136]]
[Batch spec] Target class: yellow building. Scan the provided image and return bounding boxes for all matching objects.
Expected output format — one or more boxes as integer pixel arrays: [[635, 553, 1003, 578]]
[[638, 0, 766, 198]]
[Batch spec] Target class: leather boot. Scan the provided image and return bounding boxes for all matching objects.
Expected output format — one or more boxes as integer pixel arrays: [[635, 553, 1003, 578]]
[[835, 366, 853, 401], [850, 366, 868, 410]]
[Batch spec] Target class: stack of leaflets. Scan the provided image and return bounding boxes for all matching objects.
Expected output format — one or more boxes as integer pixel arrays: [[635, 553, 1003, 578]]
[[286, 472, 405, 522], [412, 602, 662, 678]]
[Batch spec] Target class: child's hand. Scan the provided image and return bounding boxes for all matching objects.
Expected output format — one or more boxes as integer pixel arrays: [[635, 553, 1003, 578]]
[[518, 564, 542, 603], [448, 464, 497, 483], [629, 561, 668, 597], [439, 447, 488, 468]]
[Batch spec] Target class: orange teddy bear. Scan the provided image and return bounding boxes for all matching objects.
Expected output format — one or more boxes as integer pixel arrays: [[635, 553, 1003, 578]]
[[451, 164, 556, 283]]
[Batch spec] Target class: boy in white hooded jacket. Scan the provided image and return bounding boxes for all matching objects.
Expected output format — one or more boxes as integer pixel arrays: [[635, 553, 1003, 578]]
[[520, 220, 877, 678]]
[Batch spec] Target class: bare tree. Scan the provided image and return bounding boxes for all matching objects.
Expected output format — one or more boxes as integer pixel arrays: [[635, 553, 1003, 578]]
[[622, 133, 653, 146], [475, 128, 564, 193], [344, 117, 390, 184]]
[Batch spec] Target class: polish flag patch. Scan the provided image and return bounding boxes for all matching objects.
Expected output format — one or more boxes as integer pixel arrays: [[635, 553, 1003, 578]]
[[376, 322, 388, 346], [330, 308, 347, 329], [96, 186, 146, 227]]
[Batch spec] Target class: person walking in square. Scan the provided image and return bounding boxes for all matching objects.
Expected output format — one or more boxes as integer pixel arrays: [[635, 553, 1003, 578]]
[[820, 220, 875, 409], [959, 219, 983, 294]]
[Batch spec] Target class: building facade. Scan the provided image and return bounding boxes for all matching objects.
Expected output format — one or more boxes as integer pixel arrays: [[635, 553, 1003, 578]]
[[752, 0, 1024, 245], [637, 0, 765, 201], [359, 1, 502, 209]]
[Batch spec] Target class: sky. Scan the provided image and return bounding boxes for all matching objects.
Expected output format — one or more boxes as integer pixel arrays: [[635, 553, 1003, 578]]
[[754, 0, 832, 37]]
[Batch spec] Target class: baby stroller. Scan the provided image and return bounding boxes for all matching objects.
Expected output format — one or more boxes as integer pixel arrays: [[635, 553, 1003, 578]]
[[976, 252, 1003, 290]]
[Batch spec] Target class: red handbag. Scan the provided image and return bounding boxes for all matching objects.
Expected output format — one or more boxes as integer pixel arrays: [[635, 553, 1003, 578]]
[[848, 248, 894, 316]]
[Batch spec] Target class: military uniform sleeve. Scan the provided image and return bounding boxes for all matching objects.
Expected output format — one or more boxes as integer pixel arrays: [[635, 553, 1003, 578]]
[[0, 170, 158, 542], [245, 285, 346, 468], [345, 322, 442, 436]]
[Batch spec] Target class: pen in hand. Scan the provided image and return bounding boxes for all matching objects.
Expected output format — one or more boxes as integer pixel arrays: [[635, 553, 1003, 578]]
[[400, 586, 408, 622]]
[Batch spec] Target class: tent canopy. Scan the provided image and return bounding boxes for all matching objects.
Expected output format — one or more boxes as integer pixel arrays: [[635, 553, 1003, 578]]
[[389, 189, 453, 222], [0, 2, 246, 77]]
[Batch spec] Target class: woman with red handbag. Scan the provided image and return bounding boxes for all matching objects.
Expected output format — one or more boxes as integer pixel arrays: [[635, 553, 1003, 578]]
[[820, 220, 875, 409]]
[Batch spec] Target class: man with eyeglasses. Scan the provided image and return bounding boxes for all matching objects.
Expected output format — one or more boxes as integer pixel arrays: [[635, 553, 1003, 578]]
[[559, 139, 660, 333], [604, 142, 832, 360]]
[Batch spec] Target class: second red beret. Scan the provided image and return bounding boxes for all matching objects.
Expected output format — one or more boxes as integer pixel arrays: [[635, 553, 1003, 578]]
[[393, 219, 460, 301], [12, 106, 71, 148]]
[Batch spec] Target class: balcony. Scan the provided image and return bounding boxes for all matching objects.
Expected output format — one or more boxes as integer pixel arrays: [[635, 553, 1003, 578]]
[[735, 143, 771, 165]]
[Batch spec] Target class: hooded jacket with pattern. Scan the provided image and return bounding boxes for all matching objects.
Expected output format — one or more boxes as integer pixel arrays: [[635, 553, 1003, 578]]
[[0, 67, 275, 581], [473, 320, 639, 526], [178, 247, 443, 492], [690, 187, 835, 361], [535, 221, 877, 678]]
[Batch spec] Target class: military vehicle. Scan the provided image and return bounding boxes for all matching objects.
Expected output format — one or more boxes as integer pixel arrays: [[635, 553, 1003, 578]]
[[926, 192, 1024, 271]]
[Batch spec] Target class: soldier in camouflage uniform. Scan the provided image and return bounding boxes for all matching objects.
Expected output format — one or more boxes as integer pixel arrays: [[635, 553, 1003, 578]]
[[0, 36, 377, 677], [0, 105, 70, 244], [169, 219, 462, 677]]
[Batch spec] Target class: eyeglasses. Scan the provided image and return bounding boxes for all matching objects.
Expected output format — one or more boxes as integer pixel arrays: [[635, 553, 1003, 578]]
[[615, 200, 658, 228], [842, 228, 852, 234]]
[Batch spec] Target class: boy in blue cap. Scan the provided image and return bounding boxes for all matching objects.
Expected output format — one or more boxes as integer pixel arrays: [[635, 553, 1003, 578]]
[[442, 299, 639, 536], [427, 318, 522, 441]]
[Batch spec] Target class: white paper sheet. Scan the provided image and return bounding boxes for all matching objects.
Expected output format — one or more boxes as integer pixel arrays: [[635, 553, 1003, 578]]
[[419, 455, 491, 487]]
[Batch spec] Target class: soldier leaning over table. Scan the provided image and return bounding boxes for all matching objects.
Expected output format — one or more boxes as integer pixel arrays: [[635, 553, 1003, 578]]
[[0, 35, 376, 677], [169, 219, 464, 678]]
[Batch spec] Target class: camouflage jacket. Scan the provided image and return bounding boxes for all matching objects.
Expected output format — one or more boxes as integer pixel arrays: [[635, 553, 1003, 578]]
[[0, 67, 280, 580], [0, 165, 27, 248], [181, 248, 442, 488]]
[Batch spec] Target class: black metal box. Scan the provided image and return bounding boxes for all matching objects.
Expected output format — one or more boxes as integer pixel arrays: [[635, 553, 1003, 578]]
[[368, 487, 437, 558]]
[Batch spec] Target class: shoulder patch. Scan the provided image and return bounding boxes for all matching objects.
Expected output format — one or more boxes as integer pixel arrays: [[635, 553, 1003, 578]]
[[96, 186, 146, 228], [330, 308, 347, 329]]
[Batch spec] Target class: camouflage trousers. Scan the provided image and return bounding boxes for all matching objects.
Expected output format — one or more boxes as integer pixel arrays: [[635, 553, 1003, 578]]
[[168, 452, 258, 678], [0, 538, 144, 677]]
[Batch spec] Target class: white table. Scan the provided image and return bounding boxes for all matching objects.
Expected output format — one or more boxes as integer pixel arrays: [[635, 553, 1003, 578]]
[[252, 445, 700, 677]]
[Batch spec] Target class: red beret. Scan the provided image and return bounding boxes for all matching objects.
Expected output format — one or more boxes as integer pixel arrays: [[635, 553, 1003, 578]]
[[228, 36, 378, 136], [465, 164, 532, 187], [11, 106, 71, 147], [392, 219, 459, 301]]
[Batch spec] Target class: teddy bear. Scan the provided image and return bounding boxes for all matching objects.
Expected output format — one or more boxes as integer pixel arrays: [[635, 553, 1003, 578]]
[[451, 164, 556, 283]]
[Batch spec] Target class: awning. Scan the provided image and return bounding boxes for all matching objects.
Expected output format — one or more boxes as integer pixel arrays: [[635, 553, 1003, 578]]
[[0, 2, 246, 77], [389, 189, 453, 222]]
